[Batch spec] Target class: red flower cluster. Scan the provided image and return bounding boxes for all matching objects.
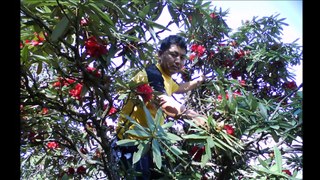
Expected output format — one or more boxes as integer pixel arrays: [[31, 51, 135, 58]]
[[136, 84, 153, 102], [42, 107, 48, 115], [283, 81, 297, 90], [210, 13, 217, 19], [217, 91, 242, 101], [80, 147, 88, 154], [189, 145, 205, 161], [223, 59, 233, 67], [189, 54, 196, 61], [69, 83, 83, 100], [239, 80, 246, 86], [47, 141, 59, 149], [103, 104, 118, 115], [52, 78, 76, 87], [86, 66, 102, 78], [224, 124, 235, 136], [24, 32, 46, 47], [77, 166, 86, 174], [67, 167, 75, 175], [52, 77, 83, 100], [282, 169, 292, 176], [234, 49, 250, 60], [231, 70, 241, 79], [190, 44, 206, 56], [85, 36, 107, 58], [108, 107, 117, 115]]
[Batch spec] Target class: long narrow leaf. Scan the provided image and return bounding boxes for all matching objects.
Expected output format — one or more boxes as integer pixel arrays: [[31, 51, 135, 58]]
[[143, 105, 155, 131], [126, 129, 150, 138], [273, 146, 282, 173], [152, 139, 162, 169]]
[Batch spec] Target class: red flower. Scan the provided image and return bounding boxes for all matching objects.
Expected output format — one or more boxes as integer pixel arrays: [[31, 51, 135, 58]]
[[80, 147, 88, 154], [224, 124, 235, 136], [282, 169, 292, 176], [189, 145, 205, 161], [223, 59, 233, 67], [42, 107, 48, 115], [86, 66, 102, 77], [190, 44, 206, 56], [189, 53, 196, 61], [47, 141, 59, 149], [232, 90, 242, 97], [80, 18, 89, 26], [234, 50, 245, 60], [136, 84, 153, 102], [217, 94, 229, 101], [67, 167, 75, 175], [231, 70, 241, 79], [190, 44, 198, 52], [69, 83, 83, 100], [283, 81, 297, 90], [239, 80, 246, 86], [85, 36, 107, 58], [104, 104, 117, 115], [76, 166, 86, 174], [210, 13, 217, 19], [196, 45, 206, 56], [52, 78, 76, 88], [108, 106, 117, 115], [25, 39, 41, 46]]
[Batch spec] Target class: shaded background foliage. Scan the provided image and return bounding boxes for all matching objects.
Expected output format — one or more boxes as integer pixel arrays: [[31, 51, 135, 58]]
[[20, 0, 302, 179]]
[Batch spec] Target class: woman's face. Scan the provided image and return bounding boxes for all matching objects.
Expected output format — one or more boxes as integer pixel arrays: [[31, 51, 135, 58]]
[[158, 44, 186, 76]]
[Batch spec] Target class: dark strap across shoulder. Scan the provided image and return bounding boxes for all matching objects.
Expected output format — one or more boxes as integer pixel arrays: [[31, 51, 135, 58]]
[[145, 64, 165, 93]]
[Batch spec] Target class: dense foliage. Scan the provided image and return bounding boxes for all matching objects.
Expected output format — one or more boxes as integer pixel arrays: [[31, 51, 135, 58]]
[[20, 0, 302, 179]]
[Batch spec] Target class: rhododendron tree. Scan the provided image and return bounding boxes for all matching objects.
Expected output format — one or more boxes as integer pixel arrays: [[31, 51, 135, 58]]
[[21, 0, 302, 179]]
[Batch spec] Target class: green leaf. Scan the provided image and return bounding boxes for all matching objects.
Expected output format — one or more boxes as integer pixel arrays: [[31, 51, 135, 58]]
[[257, 157, 268, 168], [258, 102, 268, 120], [206, 137, 215, 148], [270, 125, 280, 130], [143, 105, 155, 131], [214, 138, 240, 155], [273, 146, 282, 173], [88, 3, 114, 26], [200, 152, 209, 168], [138, 4, 150, 18], [61, 173, 69, 180], [205, 144, 212, 160], [133, 143, 148, 164], [126, 129, 150, 138], [270, 129, 279, 143], [161, 121, 174, 129], [167, 4, 179, 27], [152, 139, 162, 169], [182, 134, 209, 140], [146, 20, 170, 31], [51, 16, 69, 43], [21, 46, 29, 64], [35, 155, 46, 165], [154, 108, 163, 128], [169, 145, 183, 156], [116, 139, 139, 146], [36, 62, 42, 74], [165, 132, 182, 141]]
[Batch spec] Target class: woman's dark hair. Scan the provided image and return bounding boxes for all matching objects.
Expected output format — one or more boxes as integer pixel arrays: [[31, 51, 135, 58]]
[[159, 35, 187, 54]]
